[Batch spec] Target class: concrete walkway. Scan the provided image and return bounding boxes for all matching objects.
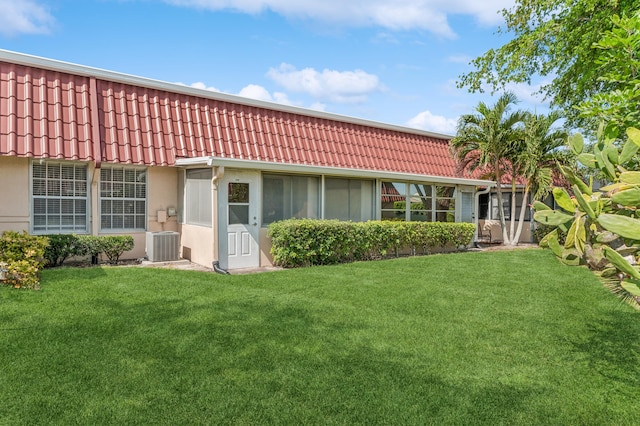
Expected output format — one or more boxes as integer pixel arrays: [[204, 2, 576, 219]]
[[139, 259, 283, 275]]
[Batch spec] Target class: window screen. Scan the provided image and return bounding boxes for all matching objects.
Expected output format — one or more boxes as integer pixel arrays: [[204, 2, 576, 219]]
[[100, 167, 147, 230], [262, 174, 319, 225], [185, 169, 212, 227], [32, 162, 88, 233], [325, 178, 374, 222]]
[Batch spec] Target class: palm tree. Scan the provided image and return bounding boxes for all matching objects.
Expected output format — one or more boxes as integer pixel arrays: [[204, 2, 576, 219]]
[[510, 111, 568, 243], [451, 92, 525, 245]]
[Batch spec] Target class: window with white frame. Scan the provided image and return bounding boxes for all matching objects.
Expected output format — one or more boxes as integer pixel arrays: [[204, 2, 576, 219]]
[[324, 178, 374, 222], [262, 174, 320, 225], [381, 181, 457, 222], [381, 181, 407, 221], [435, 186, 456, 222], [100, 167, 147, 230], [32, 162, 88, 233], [410, 183, 433, 222]]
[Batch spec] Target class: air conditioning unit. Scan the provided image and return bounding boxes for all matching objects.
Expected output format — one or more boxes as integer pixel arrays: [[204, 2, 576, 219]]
[[146, 231, 179, 262]]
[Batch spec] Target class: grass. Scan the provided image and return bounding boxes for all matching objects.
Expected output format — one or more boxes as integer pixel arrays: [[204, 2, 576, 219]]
[[1, 249, 639, 425]]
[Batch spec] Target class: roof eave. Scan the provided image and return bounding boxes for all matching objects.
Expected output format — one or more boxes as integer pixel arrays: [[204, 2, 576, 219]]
[[175, 156, 496, 187], [0, 49, 453, 140]]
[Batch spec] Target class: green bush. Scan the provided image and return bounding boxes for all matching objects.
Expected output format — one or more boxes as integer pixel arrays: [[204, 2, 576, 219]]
[[77, 235, 135, 265], [43, 234, 85, 267], [268, 219, 475, 268], [77, 235, 102, 260], [100, 235, 135, 264], [0, 231, 49, 289]]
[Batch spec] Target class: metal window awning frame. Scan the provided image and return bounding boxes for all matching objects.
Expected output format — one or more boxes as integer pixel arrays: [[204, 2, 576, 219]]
[[175, 156, 497, 188]]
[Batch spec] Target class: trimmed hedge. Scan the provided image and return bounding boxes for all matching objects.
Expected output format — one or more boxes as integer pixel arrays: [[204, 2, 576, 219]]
[[43, 234, 85, 267], [268, 219, 476, 268], [43, 234, 135, 266], [0, 231, 49, 289]]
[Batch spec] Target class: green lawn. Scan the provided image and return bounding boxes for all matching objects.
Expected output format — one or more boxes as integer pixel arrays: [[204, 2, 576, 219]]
[[1, 249, 639, 425]]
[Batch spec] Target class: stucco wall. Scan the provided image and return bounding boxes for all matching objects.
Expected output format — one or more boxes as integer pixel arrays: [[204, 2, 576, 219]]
[[260, 227, 273, 267], [180, 224, 214, 267], [0, 156, 30, 232], [0, 158, 180, 261], [478, 219, 533, 244], [97, 166, 179, 260]]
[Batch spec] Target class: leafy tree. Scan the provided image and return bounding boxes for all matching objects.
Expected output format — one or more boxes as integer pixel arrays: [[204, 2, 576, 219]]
[[451, 92, 526, 245], [509, 111, 568, 243], [576, 13, 640, 136], [458, 0, 640, 133]]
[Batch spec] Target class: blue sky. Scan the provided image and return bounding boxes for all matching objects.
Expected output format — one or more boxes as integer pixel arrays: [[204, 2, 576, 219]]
[[0, 0, 549, 135]]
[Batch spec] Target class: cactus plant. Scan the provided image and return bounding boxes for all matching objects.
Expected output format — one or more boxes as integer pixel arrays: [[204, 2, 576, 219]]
[[533, 125, 640, 307]]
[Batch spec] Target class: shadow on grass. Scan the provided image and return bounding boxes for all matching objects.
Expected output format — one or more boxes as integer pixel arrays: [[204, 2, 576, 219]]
[[571, 308, 640, 390], [42, 265, 109, 282]]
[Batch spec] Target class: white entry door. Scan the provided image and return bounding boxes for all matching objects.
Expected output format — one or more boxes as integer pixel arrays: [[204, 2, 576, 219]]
[[223, 171, 260, 270]]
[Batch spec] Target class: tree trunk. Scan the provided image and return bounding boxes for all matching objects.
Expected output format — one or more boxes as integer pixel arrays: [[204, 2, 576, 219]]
[[512, 186, 531, 245], [494, 166, 509, 245], [508, 179, 517, 244]]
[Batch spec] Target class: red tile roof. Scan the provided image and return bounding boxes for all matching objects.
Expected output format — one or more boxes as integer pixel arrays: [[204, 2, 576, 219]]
[[1, 56, 462, 179], [1, 62, 94, 161]]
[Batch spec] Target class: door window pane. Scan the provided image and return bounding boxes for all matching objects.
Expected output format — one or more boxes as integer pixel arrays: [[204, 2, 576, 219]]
[[229, 183, 249, 203], [229, 205, 249, 224]]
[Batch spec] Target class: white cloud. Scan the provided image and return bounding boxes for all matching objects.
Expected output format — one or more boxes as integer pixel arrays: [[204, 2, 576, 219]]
[[181, 81, 221, 92], [308, 102, 327, 112], [447, 54, 472, 64], [407, 110, 458, 135], [237, 84, 294, 106], [0, 0, 55, 36], [165, 0, 515, 38], [266, 63, 383, 104]]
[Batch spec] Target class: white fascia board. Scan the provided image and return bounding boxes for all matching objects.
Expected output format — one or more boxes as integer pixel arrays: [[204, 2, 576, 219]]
[[0, 49, 453, 140], [175, 156, 496, 187]]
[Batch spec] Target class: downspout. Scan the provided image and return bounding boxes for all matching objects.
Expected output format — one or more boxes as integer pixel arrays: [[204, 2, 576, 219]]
[[474, 186, 492, 247], [89, 77, 102, 237], [209, 163, 229, 274]]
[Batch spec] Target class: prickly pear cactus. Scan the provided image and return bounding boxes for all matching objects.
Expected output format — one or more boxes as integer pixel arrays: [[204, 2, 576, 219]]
[[533, 126, 640, 307]]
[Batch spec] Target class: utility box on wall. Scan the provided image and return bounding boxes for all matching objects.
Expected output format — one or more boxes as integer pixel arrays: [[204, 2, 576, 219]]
[[146, 231, 179, 262]]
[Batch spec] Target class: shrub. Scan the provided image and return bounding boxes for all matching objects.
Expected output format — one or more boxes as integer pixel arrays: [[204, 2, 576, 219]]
[[100, 235, 135, 264], [77, 235, 102, 263], [0, 231, 49, 289], [43, 234, 85, 267], [76, 235, 135, 265], [268, 219, 475, 268]]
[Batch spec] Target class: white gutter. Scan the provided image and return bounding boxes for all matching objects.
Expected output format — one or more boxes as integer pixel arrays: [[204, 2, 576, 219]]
[[211, 166, 226, 273], [176, 156, 496, 188]]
